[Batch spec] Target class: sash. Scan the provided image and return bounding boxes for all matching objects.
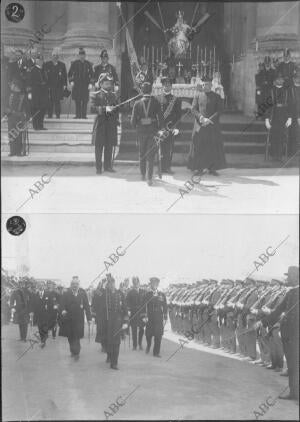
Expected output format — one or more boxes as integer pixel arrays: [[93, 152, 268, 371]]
[[141, 97, 152, 125], [163, 95, 176, 121]]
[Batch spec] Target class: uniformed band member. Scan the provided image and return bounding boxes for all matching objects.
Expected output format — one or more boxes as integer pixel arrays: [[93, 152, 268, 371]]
[[145, 277, 167, 357], [265, 72, 292, 160], [191, 76, 226, 176], [131, 81, 164, 186], [44, 49, 67, 119], [156, 76, 182, 174], [59, 276, 91, 360], [6, 77, 27, 156], [27, 54, 48, 130], [93, 275, 128, 370], [91, 73, 119, 174], [68, 47, 93, 119], [94, 49, 119, 92], [126, 277, 146, 350]]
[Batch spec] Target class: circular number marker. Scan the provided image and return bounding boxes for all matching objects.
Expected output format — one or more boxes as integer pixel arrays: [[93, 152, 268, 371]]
[[6, 216, 26, 236], [5, 3, 25, 23]]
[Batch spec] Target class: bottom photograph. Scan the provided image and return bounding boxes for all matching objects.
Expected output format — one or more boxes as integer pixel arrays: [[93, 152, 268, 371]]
[[1, 213, 299, 421]]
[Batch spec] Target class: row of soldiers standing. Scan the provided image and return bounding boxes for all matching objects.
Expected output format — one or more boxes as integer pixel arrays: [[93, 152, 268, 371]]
[[166, 266, 299, 401]]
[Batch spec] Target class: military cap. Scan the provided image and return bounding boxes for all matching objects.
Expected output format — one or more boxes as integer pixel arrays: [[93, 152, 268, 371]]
[[100, 49, 108, 58], [78, 47, 86, 55], [209, 279, 218, 284]]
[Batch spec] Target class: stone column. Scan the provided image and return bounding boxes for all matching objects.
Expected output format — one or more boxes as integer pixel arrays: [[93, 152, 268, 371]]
[[61, 1, 114, 68], [1, 0, 35, 51]]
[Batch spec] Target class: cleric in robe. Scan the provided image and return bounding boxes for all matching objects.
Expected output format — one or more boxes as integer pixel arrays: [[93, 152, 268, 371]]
[[190, 76, 226, 176]]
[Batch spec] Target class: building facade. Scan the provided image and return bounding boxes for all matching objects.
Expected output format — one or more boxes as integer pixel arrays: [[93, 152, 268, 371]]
[[1, 0, 300, 116]]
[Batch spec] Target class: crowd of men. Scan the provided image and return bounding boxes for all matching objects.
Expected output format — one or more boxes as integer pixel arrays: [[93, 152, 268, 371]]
[[166, 266, 299, 401], [255, 49, 300, 160], [1, 265, 298, 399]]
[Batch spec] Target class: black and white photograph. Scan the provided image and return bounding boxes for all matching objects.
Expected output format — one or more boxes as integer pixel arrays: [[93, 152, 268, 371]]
[[1, 0, 299, 421]]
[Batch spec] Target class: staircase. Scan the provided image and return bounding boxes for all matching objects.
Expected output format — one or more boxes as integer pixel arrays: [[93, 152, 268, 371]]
[[1, 112, 290, 167]]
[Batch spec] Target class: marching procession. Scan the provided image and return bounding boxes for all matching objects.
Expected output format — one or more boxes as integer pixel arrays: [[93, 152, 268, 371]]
[[2, 266, 298, 401]]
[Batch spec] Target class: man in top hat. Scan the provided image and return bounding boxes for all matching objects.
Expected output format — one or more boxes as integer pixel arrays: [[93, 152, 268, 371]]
[[94, 49, 119, 92], [278, 49, 296, 89], [156, 76, 182, 174], [259, 266, 299, 400], [265, 72, 292, 161], [44, 48, 67, 119], [68, 47, 93, 119], [91, 72, 119, 174], [27, 54, 48, 130], [131, 81, 164, 186], [59, 276, 91, 360], [144, 277, 167, 357], [191, 75, 226, 176]]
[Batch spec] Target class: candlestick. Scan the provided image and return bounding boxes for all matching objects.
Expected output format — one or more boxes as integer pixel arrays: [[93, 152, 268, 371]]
[[256, 40, 258, 52], [210, 49, 212, 77], [213, 45, 216, 73], [161, 46, 163, 63], [196, 45, 199, 65], [143, 45, 146, 60]]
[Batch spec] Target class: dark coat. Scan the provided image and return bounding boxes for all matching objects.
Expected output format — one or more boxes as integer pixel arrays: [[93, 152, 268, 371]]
[[44, 60, 67, 99], [91, 89, 119, 146], [27, 65, 48, 109], [131, 95, 164, 136], [92, 288, 128, 346], [10, 288, 31, 324], [31, 291, 49, 326], [126, 288, 147, 326], [267, 286, 299, 344], [91, 288, 106, 344], [58, 288, 91, 339], [156, 93, 182, 129], [145, 290, 168, 337], [191, 91, 226, 171], [68, 59, 93, 101]]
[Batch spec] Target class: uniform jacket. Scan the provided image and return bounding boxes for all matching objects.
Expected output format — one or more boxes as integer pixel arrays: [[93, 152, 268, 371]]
[[131, 95, 164, 134], [68, 59, 93, 100], [93, 63, 119, 85], [90, 89, 119, 146], [156, 93, 182, 129], [145, 289, 167, 337], [126, 288, 147, 324]]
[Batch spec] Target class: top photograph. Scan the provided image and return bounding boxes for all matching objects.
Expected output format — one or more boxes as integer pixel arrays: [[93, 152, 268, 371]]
[[1, 0, 299, 214]]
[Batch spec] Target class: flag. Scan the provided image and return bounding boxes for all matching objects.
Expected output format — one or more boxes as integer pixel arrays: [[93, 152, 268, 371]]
[[125, 27, 141, 92]]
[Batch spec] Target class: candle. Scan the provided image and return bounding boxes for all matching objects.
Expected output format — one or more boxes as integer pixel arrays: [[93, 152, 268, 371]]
[[143, 45, 146, 60], [210, 50, 212, 77], [256, 40, 258, 52], [161, 46, 163, 63], [197, 45, 199, 64], [213, 45, 216, 71]]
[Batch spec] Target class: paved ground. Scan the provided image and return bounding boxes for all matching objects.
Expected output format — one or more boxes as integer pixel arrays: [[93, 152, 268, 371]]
[[2, 324, 299, 421], [2, 165, 299, 214]]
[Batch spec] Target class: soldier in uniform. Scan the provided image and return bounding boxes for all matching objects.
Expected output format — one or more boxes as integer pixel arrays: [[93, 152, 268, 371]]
[[59, 276, 91, 360], [27, 54, 48, 130], [278, 49, 296, 89], [156, 76, 182, 174], [94, 49, 119, 92], [91, 279, 107, 352], [44, 48, 67, 118], [93, 275, 128, 369], [45, 281, 60, 339], [91, 73, 119, 174], [126, 277, 147, 350], [289, 67, 300, 155], [261, 56, 275, 106], [68, 47, 93, 119], [145, 277, 168, 357], [265, 72, 292, 161], [259, 266, 299, 400], [10, 278, 31, 342], [131, 82, 164, 186]]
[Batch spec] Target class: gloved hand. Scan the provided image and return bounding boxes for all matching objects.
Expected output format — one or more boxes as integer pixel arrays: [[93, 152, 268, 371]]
[[265, 119, 271, 130], [88, 84, 93, 90], [28, 93, 32, 100], [105, 106, 114, 114], [122, 323, 128, 330], [285, 117, 292, 128], [70, 81, 74, 88], [158, 130, 165, 137], [172, 128, 179, 136], [62, 310, 67, 316]]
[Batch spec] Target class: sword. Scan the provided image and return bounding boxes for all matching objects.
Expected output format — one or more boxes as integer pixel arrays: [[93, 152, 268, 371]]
[[88, 321, 91, 343]]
